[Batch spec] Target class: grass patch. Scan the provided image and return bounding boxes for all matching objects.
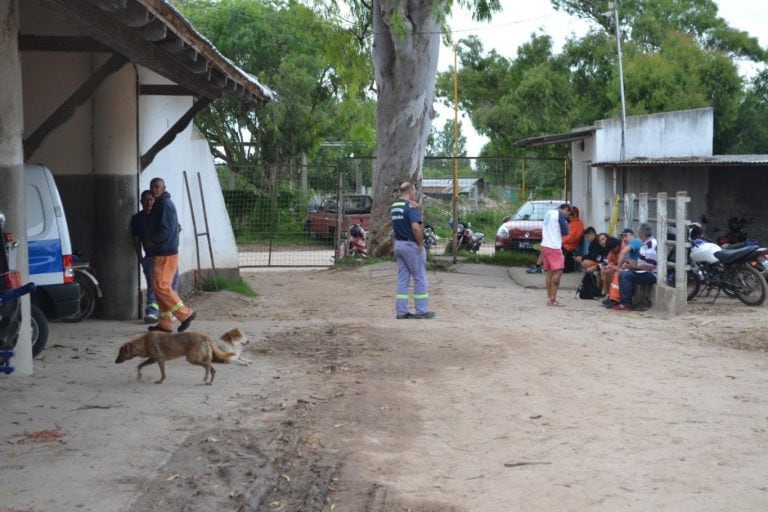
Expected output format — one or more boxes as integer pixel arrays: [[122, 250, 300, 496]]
[[202, 275, 258, 297], [461, 250, 539, 267], [332, 255, 394, 269]]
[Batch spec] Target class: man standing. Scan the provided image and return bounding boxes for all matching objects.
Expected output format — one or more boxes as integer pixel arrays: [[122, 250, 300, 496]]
[[131, 190, 159, 324], [613, 223, 657, 311], [541, 203, 571, 307], [391, 182, 434, 320], [144, 177, 196, 332], [131, 189, 180, 324]]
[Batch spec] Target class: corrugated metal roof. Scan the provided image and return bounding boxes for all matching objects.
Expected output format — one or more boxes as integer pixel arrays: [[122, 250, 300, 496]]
[[514, 127, 596, 148], [592, 155, 768, 167], [422, 178, 482, 195]]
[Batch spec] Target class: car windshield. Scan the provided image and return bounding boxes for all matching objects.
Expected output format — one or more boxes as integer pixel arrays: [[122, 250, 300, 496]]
[[342, 196, 372, 213], [512, 202, 558, 221], [319, 195, 372, 214]]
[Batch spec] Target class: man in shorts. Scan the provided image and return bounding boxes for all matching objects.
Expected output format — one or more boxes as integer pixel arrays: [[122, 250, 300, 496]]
[[541, 203, 571, 306]]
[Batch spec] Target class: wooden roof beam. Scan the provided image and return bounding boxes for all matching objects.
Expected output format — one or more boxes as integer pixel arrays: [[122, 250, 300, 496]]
[[18, 35, 112, 53], [139, 18, 167, 42], [23, 53, 129, 160], [140, 96, 212, 170]]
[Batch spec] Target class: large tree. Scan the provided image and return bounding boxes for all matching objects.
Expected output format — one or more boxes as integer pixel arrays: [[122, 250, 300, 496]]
[[437, 0, 768, 162], [176, 0, 375, 185], [368, 0, 500, 255]]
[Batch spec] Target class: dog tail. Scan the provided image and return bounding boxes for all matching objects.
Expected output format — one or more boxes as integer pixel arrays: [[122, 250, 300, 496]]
[[209, 341, 236, 363]]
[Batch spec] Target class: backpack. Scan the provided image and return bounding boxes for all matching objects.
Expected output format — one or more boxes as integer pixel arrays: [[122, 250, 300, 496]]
[[577, 271, 601, 300]]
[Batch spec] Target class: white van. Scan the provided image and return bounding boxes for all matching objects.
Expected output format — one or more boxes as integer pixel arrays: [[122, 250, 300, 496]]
[[25, 164, 80, 355]]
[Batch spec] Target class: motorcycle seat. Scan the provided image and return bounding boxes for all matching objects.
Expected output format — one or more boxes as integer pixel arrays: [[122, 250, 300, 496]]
[[714, 245, 759, 264]]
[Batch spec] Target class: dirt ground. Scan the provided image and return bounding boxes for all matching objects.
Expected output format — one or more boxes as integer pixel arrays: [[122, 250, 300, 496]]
[[2, 261, 768, 512]]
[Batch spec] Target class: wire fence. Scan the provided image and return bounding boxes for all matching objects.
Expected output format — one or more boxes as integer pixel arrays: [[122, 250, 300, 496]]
[[218, 156, 567, 267]]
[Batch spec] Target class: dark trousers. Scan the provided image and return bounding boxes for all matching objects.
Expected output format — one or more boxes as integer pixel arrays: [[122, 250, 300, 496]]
[[563, 250, 576, 273], [619, 271, 657, 305]]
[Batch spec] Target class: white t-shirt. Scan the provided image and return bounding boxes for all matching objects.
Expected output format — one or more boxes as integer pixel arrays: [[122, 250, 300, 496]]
[[541, 209, 568, 249]]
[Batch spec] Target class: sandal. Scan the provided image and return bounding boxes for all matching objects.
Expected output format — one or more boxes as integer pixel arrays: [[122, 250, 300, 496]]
[[546, 300, 565, 307]]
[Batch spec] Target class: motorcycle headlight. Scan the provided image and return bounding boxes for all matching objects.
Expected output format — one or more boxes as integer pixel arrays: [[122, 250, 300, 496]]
[[497, 227, 509, 239]]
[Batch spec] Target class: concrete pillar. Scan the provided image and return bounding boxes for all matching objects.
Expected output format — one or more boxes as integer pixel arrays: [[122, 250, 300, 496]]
[[93, 61, 139, 320], [0, 0, 32, 375]]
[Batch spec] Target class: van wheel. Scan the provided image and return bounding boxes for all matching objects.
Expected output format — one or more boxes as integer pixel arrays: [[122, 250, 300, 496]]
[[30, 304, 49, 358], [62, 274, 97, 323]]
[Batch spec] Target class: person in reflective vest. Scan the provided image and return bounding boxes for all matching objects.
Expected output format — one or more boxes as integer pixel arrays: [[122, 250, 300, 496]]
[[391, 181, 435, 320]]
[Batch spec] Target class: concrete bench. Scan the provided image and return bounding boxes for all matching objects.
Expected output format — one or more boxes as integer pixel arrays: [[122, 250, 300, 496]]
[[632, 283, 655, 311]]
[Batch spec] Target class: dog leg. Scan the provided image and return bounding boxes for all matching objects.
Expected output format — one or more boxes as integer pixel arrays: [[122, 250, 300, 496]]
[[233, 358, 251, 366], [190, 361, 215, 385], [137, 358, 156, 380], [155, 360, 166, 384]]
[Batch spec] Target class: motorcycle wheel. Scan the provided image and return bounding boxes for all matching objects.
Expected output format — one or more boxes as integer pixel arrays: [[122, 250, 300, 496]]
[[732, 264, 767, 306], [686, 270, 701, 301], [62, 273, 97, 323], [30, 304, 48, 358]]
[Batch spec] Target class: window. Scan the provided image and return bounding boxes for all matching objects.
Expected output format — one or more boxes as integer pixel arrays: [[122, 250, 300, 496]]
[[26, 185, 45, 238]]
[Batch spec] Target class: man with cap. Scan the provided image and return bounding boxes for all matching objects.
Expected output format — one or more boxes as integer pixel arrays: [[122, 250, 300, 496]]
[[613, 223, 658, 311]]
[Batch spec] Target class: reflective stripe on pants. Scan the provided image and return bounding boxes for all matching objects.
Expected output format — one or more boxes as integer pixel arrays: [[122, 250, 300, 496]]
[[394, 240, 429, 315]]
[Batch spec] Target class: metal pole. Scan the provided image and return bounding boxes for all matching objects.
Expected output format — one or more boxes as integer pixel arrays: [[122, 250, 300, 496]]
[[197, 172, 218, 281], [452, 45, 459, 263], [182, 171, 202, 287], [613, 1, 627, 161], [335, 167, 344, 261]]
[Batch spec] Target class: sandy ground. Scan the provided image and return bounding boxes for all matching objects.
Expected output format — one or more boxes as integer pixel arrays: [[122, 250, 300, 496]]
[[1, 261, 768, 512]]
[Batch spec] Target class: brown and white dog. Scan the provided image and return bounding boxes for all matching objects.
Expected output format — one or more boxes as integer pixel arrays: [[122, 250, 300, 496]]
[[213, 327, 252, 366], [115, 331, 233, 384]]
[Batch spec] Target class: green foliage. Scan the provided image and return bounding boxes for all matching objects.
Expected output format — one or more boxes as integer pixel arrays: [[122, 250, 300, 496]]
[[221, 183, 314, 243], [174, 0, 375, 173], [472, 250, 539, 267], [438, 0, 768, 156], [332, 254, 394, 269], [202, 275, 258, 297]]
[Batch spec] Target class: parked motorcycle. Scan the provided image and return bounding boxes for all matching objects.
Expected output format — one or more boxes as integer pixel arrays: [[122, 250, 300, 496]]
[[717, 216, 750, 247], [423, 222, 438, 253], [62, 250, 102, 323], [456, 220, 484, 253], [0, 210, 36, 371], [346, 224, 367, 258], [688, 225, 768, 306]]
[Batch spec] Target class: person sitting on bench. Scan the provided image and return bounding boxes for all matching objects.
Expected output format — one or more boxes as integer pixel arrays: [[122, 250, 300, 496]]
[[612, 223, 658, 312]]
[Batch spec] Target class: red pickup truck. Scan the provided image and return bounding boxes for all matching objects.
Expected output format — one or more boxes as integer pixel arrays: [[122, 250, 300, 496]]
[[307, 194, 372, 239]]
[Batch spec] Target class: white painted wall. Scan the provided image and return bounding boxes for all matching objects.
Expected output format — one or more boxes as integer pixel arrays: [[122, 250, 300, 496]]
[[594, 108, 714, 161], [569, 108, 715, 233], [137, 68, 239, 273]]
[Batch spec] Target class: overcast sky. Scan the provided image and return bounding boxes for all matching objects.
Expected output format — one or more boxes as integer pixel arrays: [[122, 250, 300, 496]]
[[436, 0, 768, 155]]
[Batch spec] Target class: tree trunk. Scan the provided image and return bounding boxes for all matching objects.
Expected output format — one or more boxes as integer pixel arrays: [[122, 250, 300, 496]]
[[369, 0, 443, 256]]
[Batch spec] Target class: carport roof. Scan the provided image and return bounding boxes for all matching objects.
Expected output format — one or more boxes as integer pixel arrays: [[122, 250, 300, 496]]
[[592, 155, 768, 167], [44, 0, 276, 108]]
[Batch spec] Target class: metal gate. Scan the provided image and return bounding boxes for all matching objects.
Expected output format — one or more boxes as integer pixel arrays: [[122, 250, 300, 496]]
[[220, 162, 372, 267]]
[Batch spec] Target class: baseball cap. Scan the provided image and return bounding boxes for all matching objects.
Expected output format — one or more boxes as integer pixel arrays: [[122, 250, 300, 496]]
[[620, 228, 634, 235], [629, 237, 642, 251]]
